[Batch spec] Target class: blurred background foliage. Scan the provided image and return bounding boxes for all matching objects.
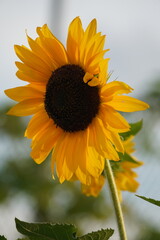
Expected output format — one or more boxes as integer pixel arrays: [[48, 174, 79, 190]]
[[0, 79, 160, 240]]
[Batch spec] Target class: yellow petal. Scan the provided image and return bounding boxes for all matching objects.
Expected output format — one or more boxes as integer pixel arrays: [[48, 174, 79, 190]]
[[88, 77, 99, 86], [92, 35, 106, 56], [86, 147, 104, 177], [75, 167, 91, 185], [15, 61, 50, 83], [101, 81, 133, 96], [100, 105, 130, 132], [83, 72, 93, 83], [55, 132, 80, 179], [67, 17, 84, 64], [61, 160, 74, 181], [123, 136, 135, 154], [88, 122, 105, 157], [43, 38, 68, 66], [106, 130, 124, 153], [37, 24, 55, 39], [79, 19, 97, 64], [107, 95, 149, 112], [29, 83, 46, 92], [14, 45, 52, 74], [25, 109, 51, 138], [84, 18, 97, 39], [5, 86, 44, 102], [7, 98, 44, 116], [85, 34, 106, 65], [71, 130, 88, 174], [86, 50, 109, 74], [31, 125, 62, 164], [81, 175, 105, 197], [38, 24, 67, 53], [37, 24, 68, 67], [54, 130, 90, 184], [121, 160, 143, 169], [98, 58, 109, 85], [52, 134, 68, 182], [36, 23, 69, 67], [27, 35, 56, 70], [92, 117, 120, 161], [65, 133, 83, 173], [115, 172, 139, 192]]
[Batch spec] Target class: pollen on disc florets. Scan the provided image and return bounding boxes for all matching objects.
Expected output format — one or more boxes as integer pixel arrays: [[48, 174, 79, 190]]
[[45, 64, 100, 132]]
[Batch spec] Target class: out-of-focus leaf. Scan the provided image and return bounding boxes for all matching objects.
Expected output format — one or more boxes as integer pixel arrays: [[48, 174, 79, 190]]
[[120, 120, 143, 140], [0, 105, 26, 137], [138, 225, 160, 240], [118, 152, 138, 164], [0, 236, 7, 240], [136, 195, 160, 207], [17, 238, 29, 240], [78, 229, 114, 240], [15, 218, 77, 240]]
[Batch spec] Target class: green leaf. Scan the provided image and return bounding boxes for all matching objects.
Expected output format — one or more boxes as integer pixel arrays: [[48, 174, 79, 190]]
[[118, 152, 138, 164], [0, 236, 7, 240], [120, 120, 143, 140], [136, 195, 160, 207], [78, 229, 114, 240], [15, 218, 114, 240], [15, 218, 77, 240], [17, 238, 29, 240]]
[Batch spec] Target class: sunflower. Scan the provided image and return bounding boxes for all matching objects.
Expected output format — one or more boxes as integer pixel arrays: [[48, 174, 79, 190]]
[[114, 159, 143, 201], [81, 175, 105, 197], [113, 136, 143, 200], [5, 17, 149, 185], [81, 136, 143, 199]]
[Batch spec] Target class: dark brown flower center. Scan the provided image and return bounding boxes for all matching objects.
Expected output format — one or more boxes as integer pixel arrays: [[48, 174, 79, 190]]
[[45, 64, 100, 132]]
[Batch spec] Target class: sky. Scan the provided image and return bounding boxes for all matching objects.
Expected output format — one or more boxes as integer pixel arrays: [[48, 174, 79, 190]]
[[1, 0, 160, 104], [1, 0, 160, 238]]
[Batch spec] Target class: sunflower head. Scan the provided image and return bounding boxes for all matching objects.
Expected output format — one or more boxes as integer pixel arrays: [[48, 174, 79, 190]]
[[44, 64, 100, 132], [5, 17, 149, 185]]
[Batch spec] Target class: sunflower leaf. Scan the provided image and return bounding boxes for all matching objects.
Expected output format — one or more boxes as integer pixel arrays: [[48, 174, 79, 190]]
[[78, 229, 114, 240], [0, 236, 7, 240], [15, 218, 77, 240], [118, 152, 138, 164], [136, 195, 160, 207], [15, 218, 114, 240], [120, 120, 143, 140]]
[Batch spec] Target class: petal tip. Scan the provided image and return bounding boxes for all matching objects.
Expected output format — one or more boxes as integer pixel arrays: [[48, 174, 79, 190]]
[[6, 108, 15, 116], [4, 89, 9, 96]]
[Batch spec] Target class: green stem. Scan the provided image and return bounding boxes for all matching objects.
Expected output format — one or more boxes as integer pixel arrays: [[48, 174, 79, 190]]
[[104, 159, 127, 240]]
